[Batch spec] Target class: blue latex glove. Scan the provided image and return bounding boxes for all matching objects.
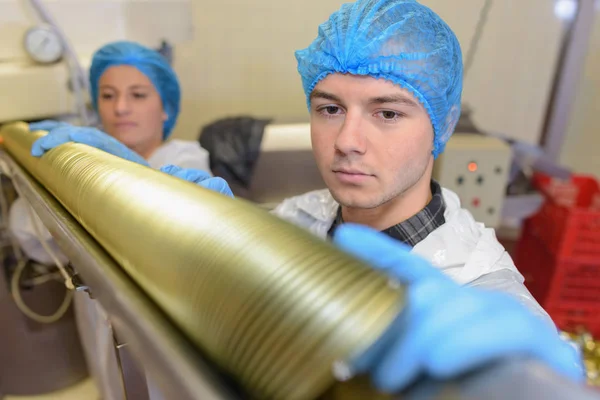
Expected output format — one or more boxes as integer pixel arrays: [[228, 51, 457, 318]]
[[29, 120, 72, 132], [159, 165, 234, 198], [333, 224, 584, 393], [31, 126, 149, 166]]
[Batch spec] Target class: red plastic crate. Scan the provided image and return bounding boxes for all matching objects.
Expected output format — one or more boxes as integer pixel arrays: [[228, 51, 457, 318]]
[[516, 222, 600, 335], [517, 221, 600, 304], [516, 173, 600, 335], [545, 306, 600, 338], [529, 174, 600, 263]]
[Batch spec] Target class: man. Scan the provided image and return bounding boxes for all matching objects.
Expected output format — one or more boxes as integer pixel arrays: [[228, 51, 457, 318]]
[[30, 0, 583, 394], [273, 0, 550, 323]]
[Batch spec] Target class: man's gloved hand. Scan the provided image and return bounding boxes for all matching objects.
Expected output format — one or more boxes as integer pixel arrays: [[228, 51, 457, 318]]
[[30, 125, 149, 166], [159, 165, 234, 198], [333, 224, 584, 393], [29, 120, 72, 132]]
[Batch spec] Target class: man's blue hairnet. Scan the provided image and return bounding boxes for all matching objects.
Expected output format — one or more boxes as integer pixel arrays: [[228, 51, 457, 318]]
[[90, 41, 180, 139], [296, 0, 463, 157]]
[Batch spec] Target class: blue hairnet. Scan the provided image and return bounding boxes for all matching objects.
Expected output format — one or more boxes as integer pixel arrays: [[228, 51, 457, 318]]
[[295, 0, 463, 157], [90, 41, 180, 139]]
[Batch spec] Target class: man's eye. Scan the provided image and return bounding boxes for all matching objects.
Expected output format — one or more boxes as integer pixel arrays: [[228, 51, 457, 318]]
[[376, 110, 406, 123]]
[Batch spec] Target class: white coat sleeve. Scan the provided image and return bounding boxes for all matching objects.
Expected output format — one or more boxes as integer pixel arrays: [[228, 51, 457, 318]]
[[8, 197, 69, 266], [467, 268, 556, 329], [269, 190, 338, 239], [169, 146, 212, 172], [149, 140, 213, 175]]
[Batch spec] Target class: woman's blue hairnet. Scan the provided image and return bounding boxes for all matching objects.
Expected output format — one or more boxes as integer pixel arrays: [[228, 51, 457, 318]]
[[89, 41, 181, 139], [295, 0, 463, 157]]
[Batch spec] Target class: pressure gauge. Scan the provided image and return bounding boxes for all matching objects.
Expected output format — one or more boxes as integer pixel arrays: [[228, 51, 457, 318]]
[[23, 25, 64, 64]]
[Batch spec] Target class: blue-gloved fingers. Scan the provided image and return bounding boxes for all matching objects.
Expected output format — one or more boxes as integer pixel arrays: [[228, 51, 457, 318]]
[[368, 281, 467, 392], [544, 341, 586, 382], [200, 177, 234, 198], [429, 303, 585, 382], [29, 120, 69, 131], [350, 311, 409, 376], [372, 289, 585, 393], [172, 169, 212, 184], [69, 128, 117, 150], [334, 227, 583, 393], [160, 166, 233, 197], [30, 139, 47, 157], [31, 127, 95, 157], [30, 129, 72, 157], [162, 164, 213, 185], [31, 126, 150, 166], [69, 128, 149, 166], [159, 164, 182, 175], [333, 224, 447, 284]]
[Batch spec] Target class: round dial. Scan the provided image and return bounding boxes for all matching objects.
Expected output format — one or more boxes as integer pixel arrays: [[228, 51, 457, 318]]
[[23, 26, 64, 64]]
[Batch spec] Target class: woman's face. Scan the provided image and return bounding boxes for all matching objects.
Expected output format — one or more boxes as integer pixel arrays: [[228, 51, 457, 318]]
[[97, 65, 167, 158]]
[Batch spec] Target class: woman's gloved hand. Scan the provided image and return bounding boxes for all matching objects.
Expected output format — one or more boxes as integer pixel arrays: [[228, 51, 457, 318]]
[[30, 125, 149, 166], [29, 120, 72, 132], [333, 224, 584, 393], [159, 165, 234, 198]]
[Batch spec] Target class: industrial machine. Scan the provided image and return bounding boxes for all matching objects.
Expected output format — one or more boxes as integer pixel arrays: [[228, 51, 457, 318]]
[[433, 133, 512, 228], [242, 122, 325, 208]]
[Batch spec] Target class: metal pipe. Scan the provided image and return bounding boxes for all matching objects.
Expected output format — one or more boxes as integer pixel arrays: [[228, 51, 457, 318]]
[[540, 0, 596, 161], [0, 122, 404, 400]]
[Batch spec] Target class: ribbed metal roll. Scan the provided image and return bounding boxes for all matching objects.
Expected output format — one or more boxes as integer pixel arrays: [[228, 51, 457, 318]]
[[1, 122, 404, 400]]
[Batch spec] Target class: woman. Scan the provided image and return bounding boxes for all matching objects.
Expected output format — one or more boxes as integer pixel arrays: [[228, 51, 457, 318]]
[[12, 40, 214, 263], [90, 41, 209, 169], [9, 41, 216, 400]]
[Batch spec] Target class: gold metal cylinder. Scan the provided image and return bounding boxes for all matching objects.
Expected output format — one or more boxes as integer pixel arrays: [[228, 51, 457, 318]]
[[1, 122, 405, 400]]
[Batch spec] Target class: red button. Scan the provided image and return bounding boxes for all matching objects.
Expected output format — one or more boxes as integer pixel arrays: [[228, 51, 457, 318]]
[[472, 198, 481, 207]]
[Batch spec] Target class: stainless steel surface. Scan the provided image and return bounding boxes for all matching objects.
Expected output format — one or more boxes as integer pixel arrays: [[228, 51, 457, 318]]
[[325, 359, 600, 400], [0, 150, 240, 400], [113, 338, 150, 400], [246, 149, 326, 205], [234, 123, 326, 205], [400, 358, 600, 400]]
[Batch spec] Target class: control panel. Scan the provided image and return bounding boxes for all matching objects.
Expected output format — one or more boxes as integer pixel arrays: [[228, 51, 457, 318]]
[[433, 133, 512, 228]]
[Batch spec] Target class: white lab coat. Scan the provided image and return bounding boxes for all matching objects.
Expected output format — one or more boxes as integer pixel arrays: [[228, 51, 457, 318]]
[[8, 139, 210, 400], [272, 187, 554, 327]]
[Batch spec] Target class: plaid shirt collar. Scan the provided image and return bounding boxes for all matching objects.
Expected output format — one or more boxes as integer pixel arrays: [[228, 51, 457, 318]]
[[327, 180, 446, 247]]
